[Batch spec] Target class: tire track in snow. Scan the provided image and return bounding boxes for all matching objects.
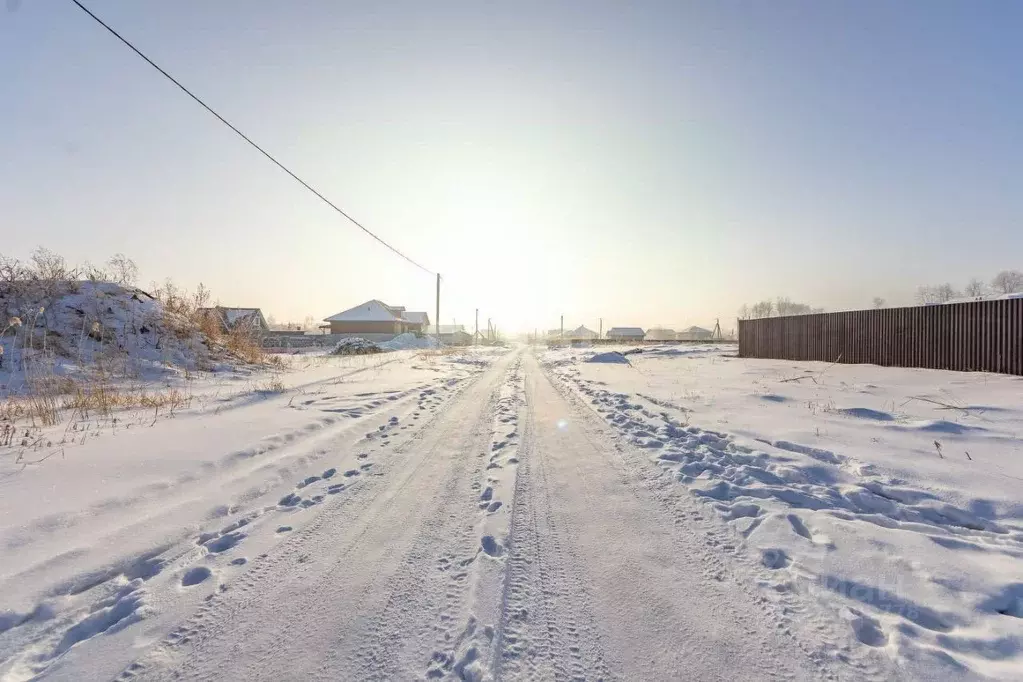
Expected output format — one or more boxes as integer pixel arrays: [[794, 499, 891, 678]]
[[419, 357, 526, 681], [111, 358, 505, 681], [495, 361, 616, 682], [500, 353, 829, 681], [342, 355, 528, 681]]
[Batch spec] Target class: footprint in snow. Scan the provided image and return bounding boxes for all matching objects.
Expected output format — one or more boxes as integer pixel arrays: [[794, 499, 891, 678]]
[[344, 469, 360, 477], [181, 566, 212, 587], [481, 535, 504, 557], [279, 493, 302, 507], [204, 532, 245, 553], [761, 548, 791, 570]]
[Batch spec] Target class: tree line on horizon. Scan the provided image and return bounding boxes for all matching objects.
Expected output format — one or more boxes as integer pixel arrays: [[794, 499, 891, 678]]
[[738, 297, 823, 320], [907, 269, 1023, 307]]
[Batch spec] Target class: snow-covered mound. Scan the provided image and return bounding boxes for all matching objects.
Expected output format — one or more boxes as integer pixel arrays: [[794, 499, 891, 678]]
[[586, 351, 630, 364], [1, 281, 241, 390], [330, 338, 382, 355], [378, 333, 439, 351]]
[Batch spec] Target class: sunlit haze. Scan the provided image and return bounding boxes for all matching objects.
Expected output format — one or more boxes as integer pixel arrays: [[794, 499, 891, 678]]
[[3, 1, 1021, 333]]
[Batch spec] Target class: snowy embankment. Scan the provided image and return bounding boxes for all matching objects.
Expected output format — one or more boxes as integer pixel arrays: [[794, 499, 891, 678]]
[[545, 344, 1023, 680], [1, 281, 246, 394], [0, 347, 504, 681]]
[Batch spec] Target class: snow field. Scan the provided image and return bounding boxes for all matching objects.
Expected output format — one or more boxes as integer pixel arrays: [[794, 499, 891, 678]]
[[0, 350, 502, 681], [545, 344, 1023, 680]]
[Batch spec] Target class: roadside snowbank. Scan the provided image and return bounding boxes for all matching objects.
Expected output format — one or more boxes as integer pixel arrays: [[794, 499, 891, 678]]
[[378, 333, 439, 351]]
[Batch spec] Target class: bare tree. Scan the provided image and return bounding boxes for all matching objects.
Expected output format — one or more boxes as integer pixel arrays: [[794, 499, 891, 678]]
[[775, 297, 815, 316], [872, 297, 885, 309], [916, 283, 958, 305], [991, 270, 1023, 294], [963, 278, 986, 297], [737, 304, 751, 320], [750, 300, 774, 318]]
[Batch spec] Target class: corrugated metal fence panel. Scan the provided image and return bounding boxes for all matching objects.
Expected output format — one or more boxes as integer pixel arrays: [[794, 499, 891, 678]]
[[737, 299, 1023, 375]]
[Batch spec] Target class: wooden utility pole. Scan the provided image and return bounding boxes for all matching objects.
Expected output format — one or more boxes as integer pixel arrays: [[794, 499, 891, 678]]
[[475, 308, 479, 346], [599, 318, 603, 340], [435, 274, 440, 344], [560, 315, 564, 341]]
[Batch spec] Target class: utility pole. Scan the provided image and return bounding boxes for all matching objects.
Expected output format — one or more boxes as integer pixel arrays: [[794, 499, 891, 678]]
[[599, 318, 603, 340], [560, 315, 564, 341], [435, 273, 440, 344], [475, 308, 479, 346]]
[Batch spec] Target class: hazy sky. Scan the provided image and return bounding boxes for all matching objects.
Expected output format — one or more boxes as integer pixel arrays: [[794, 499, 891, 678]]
[[2, 1, 1021, 333]]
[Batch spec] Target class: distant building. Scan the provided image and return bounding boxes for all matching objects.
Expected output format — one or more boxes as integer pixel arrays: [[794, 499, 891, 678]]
[[606, 327, 645, 342], [323, 300, 430, 339], [401, 311, 431, 335], [644, 328, 676, 342], [677, 326, 714, 341], [425, 324, 472, 346], [566, 325, 598, 341], [198, 307, 269, 334]]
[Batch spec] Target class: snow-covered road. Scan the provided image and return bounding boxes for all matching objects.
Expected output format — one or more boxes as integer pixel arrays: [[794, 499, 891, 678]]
[[109, 349, 840, 681], [17, 344, 1003, 680]]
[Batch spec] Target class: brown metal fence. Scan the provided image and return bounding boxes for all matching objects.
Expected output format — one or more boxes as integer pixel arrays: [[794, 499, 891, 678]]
[[738, 298, 1023, 375]]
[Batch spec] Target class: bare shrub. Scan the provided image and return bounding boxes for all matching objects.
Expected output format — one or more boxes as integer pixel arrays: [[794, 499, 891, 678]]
[[107, 253, 139, 286]]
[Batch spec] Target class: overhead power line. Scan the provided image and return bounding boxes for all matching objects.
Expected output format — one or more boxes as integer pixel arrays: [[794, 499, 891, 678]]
[[70, 0, 433, 275]]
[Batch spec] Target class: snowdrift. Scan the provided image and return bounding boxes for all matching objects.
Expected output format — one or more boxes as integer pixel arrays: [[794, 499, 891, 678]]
[[377, 333, 439, 351], [1, 281, 243, 391]]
